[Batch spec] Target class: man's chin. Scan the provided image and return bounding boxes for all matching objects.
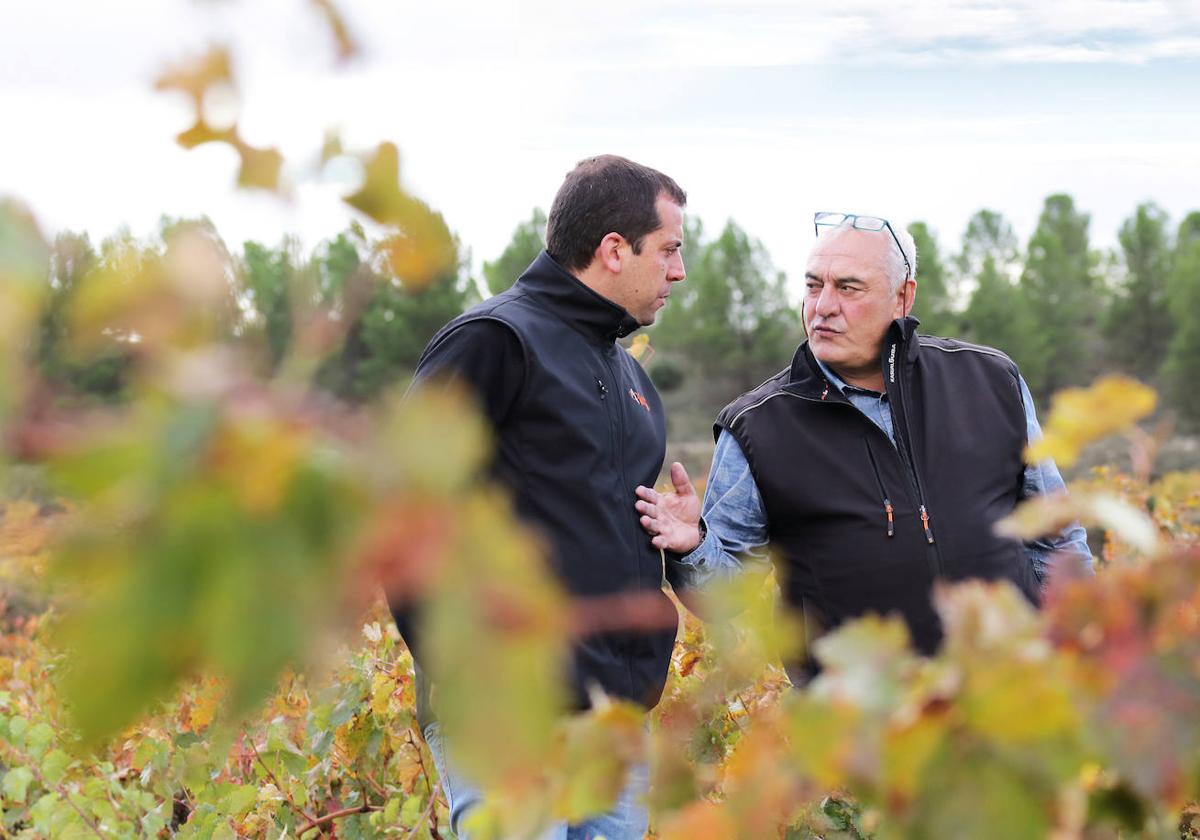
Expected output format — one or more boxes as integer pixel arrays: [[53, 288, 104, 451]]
[[810, 344, 843, 367]]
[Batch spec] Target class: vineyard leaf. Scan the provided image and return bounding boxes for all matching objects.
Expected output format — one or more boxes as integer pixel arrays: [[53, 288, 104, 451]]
[[1027, 376, 1156, 468], [881, 714, 947, 803], [310, 0, 360, 61], [321, 128, 344, 163], [2, 766, 34, 804], [996, 491, 1157, 555], [220, 783, 259, 817], [234, 140, 285, 193], [41, 749, 71, 785], [375, 207, 457, 290], [908, 742, 1052, 840], [399, 793, 423, 825], [1085, 494, 1159, 554], [342, 142, 409, 224], [25, 721, 54, 758], [7, 714, 29, 747], [812, 614, 915, 713], [177, 121, 235, 150], [154, 46, 233, 108], [626, 334, 653, 364], [555, 699, 645, 821], [423, 490, 568, 807], [993, 492, 1080, 543], [659, 799, 738, 840], [343, 142, 456, 288], [784, 694, 860, 788], [959, 657, 1078, 744]]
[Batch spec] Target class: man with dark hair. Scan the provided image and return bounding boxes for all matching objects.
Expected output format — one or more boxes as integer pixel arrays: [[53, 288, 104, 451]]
[[636, 212, 1091, 682], [392, 155, 687, 838]]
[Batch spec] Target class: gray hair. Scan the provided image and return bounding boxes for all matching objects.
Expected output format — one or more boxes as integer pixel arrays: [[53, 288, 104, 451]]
[[885, 223, 918, 294], [826, 219, 918, 294]]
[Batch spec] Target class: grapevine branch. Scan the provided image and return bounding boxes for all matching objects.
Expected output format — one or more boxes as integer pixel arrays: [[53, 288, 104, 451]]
[[296, 803, 382, 836], [247, 735, 319, 825], [0, 739, 107, 840], [402, 785, 442, 840]]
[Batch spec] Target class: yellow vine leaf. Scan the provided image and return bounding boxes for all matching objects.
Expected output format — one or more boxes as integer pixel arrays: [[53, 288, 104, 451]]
[[153, 47, 233, 108], [1027, 375, 1157, 468], [995, 491, 1158, 555], [310, 0, 360, 62], [626, 333, 653, 364], [342, 142, 407, 224], [659, 800, 738, 840], [233, 139, 285, 193], [185, 678, 224, 732], [345, 143, 457, 288]]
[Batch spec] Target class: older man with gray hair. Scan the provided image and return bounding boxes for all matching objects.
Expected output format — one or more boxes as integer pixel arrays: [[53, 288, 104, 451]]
[[636, 211, 1091, 681]]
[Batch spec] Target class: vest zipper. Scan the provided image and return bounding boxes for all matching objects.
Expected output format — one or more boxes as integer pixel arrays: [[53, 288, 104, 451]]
[[863, 439, 895, 538], [887, 339, 943, 572], [602, 351, 641, 698]]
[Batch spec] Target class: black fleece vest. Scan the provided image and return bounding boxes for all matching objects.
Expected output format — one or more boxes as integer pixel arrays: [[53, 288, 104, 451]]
[[413, 252, 675, 712], [716, 318, 1040, 666]]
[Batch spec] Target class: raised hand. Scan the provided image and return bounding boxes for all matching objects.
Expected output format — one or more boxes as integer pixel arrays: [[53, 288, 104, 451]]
[[635, 461, 703, 553]]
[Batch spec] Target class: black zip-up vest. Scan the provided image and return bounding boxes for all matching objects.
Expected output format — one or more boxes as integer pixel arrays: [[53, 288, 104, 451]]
[[400, 252, 676, 715], [716, 317, 1040, 671]]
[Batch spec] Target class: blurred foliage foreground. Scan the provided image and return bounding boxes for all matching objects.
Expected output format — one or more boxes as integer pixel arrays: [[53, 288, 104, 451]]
[[3, 200, 1200, 840]]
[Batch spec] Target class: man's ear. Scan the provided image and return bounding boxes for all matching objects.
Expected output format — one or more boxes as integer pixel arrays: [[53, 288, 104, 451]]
[[899, 277, 917, 317], [595, 232, 625, 274]]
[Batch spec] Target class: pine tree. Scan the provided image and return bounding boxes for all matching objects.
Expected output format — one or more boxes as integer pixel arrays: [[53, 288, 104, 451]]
[[1162, 212, 1200, 427], [1019, 195, 1099, 401], [1103, 202, 1174, 381], [908, 222, 955, 336], [482, 208, 545, 296]]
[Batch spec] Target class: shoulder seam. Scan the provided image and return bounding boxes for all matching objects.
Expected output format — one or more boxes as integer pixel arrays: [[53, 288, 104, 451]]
[[719, 365, 791, 424], [917, 338, 1010, 361], [729, 390, 805, 427]]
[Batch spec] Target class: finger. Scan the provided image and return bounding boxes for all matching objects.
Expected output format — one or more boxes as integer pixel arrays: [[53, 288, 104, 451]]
[[635, 500, 656, 516], [651, 535, 667, 549], [670, 461, 694, 497], [640, 515, 661, 535], [635, 485, 658, 502]]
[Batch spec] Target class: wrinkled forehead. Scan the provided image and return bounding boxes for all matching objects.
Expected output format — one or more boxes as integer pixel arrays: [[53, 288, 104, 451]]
[[806, 226, 892, 276]]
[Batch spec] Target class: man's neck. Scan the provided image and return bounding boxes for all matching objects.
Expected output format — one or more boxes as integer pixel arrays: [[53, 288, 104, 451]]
[[815, 357, 885, 394]]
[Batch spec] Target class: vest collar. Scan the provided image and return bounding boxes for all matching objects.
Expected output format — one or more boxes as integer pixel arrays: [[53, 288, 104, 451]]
[[786, 316, 922, 397], [515, 251, 641, 343]]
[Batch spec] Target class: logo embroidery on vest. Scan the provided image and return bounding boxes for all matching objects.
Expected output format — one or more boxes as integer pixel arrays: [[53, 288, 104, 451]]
[[628, 389, 650, 412]]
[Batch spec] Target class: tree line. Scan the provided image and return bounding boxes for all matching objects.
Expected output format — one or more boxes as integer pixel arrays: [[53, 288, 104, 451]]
[[30, 195, 1200, 428]]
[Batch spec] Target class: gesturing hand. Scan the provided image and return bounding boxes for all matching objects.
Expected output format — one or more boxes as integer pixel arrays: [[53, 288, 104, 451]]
[[635, 461, 702, 553]]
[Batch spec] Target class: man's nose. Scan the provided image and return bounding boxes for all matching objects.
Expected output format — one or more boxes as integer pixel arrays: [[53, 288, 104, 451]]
[[814, 283, 839, 316], [669, 254, 686, 282]]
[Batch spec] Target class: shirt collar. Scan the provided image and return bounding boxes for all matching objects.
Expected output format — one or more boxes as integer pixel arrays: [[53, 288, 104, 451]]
[[812, 355, 886, 398]]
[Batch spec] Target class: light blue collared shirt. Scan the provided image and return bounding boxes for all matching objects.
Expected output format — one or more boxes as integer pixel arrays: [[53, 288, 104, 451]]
[[675, 359, 1093, 587]]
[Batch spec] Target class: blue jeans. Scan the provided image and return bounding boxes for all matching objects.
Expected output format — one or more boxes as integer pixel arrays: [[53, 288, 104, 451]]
[[422, 722, 649, 840]]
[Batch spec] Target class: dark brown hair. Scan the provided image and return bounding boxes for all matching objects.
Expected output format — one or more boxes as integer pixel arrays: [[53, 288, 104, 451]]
[[545, 155, 687, 273]]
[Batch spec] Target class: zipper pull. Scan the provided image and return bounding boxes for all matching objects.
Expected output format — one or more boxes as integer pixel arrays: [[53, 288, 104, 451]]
[[919, 505, 934, 544], [884, 499, 894, 538], [596, 378, 608, 399]]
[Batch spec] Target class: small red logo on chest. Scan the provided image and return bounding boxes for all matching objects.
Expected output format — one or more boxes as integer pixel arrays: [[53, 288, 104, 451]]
[[628, 389, 650, 412]]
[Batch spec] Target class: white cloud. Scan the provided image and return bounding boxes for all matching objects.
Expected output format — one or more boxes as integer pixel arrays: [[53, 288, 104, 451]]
[[2, 0, 1199, 290]]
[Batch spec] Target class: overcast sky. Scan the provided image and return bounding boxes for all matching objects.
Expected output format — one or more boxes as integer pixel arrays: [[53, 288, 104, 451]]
[[3, 0, 1200, 289]]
